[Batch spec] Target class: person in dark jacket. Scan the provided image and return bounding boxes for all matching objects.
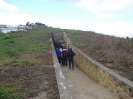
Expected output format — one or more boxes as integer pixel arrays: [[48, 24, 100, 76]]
[[67, 48, 75, 70]]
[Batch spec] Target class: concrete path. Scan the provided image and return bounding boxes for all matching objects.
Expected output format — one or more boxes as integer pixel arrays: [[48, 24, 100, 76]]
[[61, 65, 119, 99]]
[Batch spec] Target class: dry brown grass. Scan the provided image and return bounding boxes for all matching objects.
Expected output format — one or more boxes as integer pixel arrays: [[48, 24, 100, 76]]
[[66, 31, 133, 81]]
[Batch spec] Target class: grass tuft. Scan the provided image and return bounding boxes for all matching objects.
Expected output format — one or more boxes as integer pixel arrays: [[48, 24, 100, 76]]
[[0, 86, 21, 99]]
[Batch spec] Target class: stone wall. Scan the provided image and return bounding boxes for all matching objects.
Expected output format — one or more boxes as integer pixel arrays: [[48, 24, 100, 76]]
[[51, 32, 64, 47], [63, 33, 133, 99], [50, 36, 72, 99]]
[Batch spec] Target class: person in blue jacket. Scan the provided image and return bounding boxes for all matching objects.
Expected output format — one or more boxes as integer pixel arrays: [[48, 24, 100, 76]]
[[56, 47, 62, 63]]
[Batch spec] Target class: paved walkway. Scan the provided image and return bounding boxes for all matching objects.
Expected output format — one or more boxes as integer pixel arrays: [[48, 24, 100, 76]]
[[61, 65, 119, 99]]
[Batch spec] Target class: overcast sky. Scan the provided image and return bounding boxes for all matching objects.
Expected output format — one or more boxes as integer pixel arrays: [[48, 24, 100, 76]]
[[0, 0, 133, 37]]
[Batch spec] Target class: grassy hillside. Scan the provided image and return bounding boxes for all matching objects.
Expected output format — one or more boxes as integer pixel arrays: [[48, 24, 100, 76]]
[[0, 27, 60, 67], [65, 31, 133, 81], [0, 27, 61, 99], [0, 27, 133, 98]]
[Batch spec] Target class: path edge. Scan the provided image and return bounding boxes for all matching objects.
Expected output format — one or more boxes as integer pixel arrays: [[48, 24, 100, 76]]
[[50, 36, 72, 99]]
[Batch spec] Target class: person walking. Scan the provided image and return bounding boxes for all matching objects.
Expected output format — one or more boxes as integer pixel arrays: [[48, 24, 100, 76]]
[[56, 47, 62, 63], [62, 48, 68, 66], [67, 48, 75, 70]]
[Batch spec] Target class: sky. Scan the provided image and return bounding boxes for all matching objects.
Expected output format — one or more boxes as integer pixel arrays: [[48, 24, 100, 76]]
[[0, 0, 133, 37]]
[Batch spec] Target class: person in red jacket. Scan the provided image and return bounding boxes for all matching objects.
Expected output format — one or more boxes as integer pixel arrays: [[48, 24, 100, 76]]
[[62, 48, 68, 66]]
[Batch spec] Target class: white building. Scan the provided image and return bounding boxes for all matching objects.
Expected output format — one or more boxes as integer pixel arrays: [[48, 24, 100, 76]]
[[0, 25, 19, 33]]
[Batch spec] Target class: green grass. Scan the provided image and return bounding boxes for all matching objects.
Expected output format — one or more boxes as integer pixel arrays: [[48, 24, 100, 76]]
[[0, 86, 21, 99], [4, 27, 131, 98], [0, 27, 74, 67], [0, 27, 67, 98], [0, 27, 80, 99], [0, 27, 56, 67], [9, 59, 34, 67], [2, 26, 133, 98]]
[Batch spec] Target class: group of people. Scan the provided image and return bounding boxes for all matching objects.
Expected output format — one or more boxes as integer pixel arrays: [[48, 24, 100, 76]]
[[55, 46, 75, 70]]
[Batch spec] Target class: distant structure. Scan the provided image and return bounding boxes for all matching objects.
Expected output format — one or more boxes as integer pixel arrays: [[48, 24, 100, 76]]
[[26, 22, 30, 26], [0, 22, 48, 34], [18, 25, 27, 31], [0, 25, 6, 34], [35, 22, 47, 27], [0, 25, 19, 33], [0, 25, 7, 28]]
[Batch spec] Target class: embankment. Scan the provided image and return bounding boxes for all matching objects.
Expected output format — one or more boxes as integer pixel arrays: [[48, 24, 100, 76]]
[[50, 33, 72, 99], [51, 32, 133, 99], [63, 32, 133, 99]]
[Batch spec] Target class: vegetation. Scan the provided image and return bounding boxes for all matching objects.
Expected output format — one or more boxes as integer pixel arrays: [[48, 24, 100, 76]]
[[0, 27, 61, 99], [65, 31, 133, 80], [0, 27, 61, 67], [0, 85, 21, 99], [1, 26, 133, 98]]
